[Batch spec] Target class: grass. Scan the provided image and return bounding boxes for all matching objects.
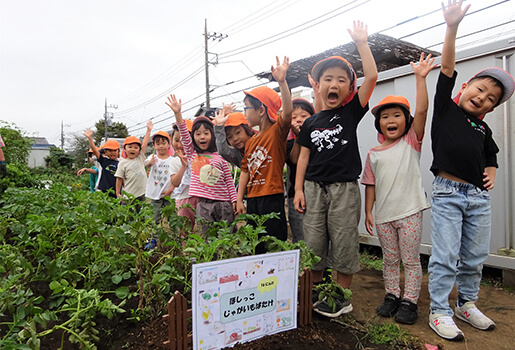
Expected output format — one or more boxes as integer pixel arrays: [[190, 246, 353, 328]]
[[359, 248, 383, 271]]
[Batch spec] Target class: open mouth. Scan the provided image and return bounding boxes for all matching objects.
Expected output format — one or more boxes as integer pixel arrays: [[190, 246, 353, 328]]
[[387, 126, 398, 133], [328, 92, 339, 103], [470, 100, 479, 108]]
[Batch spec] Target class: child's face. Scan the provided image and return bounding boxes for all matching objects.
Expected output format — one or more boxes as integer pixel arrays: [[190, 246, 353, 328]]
[[244, 100, 263, 127], [88, 154, 94, 164], [124, 143, 141, 159], [458, 78, 502, 117], [317, 66, 352, 110], [379, 106, 406, 143], [153, 138, 170, 156], [193, 124, 212, 151], [104, 148, 119, 160], [291, 107, 312, 134], [226, 125, 251, 150], [172, 130, 183, 154]]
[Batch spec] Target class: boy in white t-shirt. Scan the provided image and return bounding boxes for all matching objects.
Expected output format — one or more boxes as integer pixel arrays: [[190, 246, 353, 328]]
[[145, 131, 175, 225]]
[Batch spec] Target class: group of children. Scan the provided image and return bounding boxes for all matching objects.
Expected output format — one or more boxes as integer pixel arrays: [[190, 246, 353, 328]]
[[79, 1, 514, 342]]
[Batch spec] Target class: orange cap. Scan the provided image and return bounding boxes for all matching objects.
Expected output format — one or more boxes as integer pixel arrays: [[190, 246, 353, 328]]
[[243, 86, 282, 121], [225, 112, 248, 127], [122, 136, 142, 147], [311, 56, 357, 106], [371, 95, 411, 116], [87, 147, 96, 153], [101, 139, 121, 150], [152, 130, 171, 142], [184, 119, 193, 132]]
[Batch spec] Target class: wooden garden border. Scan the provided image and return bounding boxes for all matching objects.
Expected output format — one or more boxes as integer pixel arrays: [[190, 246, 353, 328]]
[[163, 268, 313, 350]]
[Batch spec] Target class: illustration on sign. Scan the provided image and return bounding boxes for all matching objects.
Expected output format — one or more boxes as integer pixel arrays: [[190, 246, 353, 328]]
[[192, 250, 299, 350]]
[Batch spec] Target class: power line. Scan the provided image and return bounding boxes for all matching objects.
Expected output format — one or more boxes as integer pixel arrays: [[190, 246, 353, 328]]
[[218, 0, 369, 59]]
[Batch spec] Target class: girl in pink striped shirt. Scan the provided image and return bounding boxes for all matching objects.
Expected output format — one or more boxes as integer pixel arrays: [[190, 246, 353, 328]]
[[166, 94, 237, 227]]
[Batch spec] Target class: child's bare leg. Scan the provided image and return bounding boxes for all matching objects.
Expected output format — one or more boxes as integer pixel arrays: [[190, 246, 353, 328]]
[[336, 272, 353, 289]]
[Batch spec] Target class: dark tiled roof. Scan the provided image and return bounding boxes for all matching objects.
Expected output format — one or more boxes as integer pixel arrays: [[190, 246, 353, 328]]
[[256, 34, 440, 89]]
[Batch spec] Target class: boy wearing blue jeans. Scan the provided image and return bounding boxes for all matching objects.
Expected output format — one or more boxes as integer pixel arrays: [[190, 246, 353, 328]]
[[428, 0, 514, 341], [294, 21, 377, 317]]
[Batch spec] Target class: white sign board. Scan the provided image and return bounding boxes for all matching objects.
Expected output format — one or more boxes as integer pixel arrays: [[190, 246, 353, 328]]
[[192, 250, 300, 350]]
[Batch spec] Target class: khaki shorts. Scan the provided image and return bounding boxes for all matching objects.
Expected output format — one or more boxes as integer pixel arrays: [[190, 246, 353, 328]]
[[303, 180, 361, 274]]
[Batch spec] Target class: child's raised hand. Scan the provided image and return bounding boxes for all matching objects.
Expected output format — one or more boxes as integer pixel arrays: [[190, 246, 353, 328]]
[[222, 102, 236, 115], [442, 0, 470, 28], [84, 128, 93, 139], [177, 149, 188, 167], [271, 56, 289, 83], [165, 94, 182, 114], [213, 108, 229, 126], [410, 53, 437, 78], [347, 20, 368, 45], [147, 119, 153, 131]]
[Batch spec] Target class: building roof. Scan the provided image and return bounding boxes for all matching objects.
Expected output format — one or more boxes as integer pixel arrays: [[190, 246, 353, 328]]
[[30, 137, 55, 150], [256, 33, 440, 89]]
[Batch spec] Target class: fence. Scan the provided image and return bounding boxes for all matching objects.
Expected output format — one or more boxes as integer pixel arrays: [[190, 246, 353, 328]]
[[163, 268, 313, 350]]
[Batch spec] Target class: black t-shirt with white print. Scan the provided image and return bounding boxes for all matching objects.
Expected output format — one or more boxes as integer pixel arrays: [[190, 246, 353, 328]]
[[430, 71, 499, 191], [297, 93, 368, 183]]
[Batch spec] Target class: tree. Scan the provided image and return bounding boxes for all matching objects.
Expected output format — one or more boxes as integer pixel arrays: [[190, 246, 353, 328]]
[[45, 146, 74, 169], [0, 120, 33, 166], [69, 131, 92, 167], [93, 119, 129, 145]]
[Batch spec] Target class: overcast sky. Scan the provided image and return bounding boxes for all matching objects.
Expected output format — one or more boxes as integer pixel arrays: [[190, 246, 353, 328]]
[[1, 0, 513, 147]]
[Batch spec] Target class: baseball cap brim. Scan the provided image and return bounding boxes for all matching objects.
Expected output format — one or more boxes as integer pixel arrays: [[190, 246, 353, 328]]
[[471, 67, 515, 105]]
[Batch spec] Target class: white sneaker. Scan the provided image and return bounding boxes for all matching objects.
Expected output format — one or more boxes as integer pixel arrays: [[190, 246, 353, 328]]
[[429, 313, 464, 341], [455, 301, 496, 330]]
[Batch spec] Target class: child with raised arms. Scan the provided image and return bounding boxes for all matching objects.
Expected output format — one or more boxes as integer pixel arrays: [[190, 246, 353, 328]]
[[294, 21, 378, 317], [213, 105, 255, 168], [114, 120, 152, 205], [85, 130, 120, 198], [427, 0, 514, 341], [169, 120, 198, 230], [362, 53, 436, 325], [235, 56, 293, 252], [166, 96, 237, 227]]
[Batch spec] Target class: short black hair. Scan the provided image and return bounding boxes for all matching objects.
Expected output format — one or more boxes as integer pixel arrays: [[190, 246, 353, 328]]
[[316, 60, 354, 84], [468, 76, 505, 107], [152, 134, 170, 144], [226, 124, 255, 138], [191, 120, 217, 153], [292, 100, 315, 116], [374, 105, 413, 136], [244, 94, 268, 116]]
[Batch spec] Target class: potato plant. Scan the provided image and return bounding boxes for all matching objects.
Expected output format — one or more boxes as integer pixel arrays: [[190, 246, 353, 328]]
[[0, 172, 317, 349]]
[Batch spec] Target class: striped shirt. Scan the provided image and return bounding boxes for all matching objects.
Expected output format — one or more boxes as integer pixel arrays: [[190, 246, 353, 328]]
[[178, 122, 237, 203]]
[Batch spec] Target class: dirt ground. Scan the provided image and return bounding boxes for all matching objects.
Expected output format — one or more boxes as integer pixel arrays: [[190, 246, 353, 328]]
[[351, 268, 515, 350], [109, 267, 515, 350]]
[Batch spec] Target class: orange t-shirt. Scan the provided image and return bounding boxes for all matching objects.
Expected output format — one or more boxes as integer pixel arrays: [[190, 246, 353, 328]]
[[240, 117, 290, 198]]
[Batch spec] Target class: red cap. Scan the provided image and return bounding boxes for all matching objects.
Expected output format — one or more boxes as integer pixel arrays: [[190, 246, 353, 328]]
[[243, 86, 282, 122], [225, 112, 248, 127]]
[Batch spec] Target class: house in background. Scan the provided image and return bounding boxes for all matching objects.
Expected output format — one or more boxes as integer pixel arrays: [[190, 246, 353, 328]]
[[27, 137, 55, 168]]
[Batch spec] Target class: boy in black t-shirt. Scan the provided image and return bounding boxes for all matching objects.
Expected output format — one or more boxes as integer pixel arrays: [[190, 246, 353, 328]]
[[427, 1, 514, 341], [85, 129, 120, 198], [293, 20, 377, 317]]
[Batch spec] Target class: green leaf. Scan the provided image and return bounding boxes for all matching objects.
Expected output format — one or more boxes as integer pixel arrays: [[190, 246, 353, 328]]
[[115, 286, 130, 299], [111, 274, 123, 285]]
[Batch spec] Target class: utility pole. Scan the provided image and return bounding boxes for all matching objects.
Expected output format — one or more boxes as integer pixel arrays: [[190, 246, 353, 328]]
[[60, 120, 70, 149], [203, 19, 228, 109], [104, 98, 118, 142]]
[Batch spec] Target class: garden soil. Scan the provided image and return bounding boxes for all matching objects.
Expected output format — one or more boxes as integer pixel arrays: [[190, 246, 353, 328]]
[[103, 268, 515, 350]]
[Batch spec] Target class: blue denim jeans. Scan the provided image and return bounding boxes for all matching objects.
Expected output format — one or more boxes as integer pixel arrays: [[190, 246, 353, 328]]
[[428, 176, 491, 315]]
